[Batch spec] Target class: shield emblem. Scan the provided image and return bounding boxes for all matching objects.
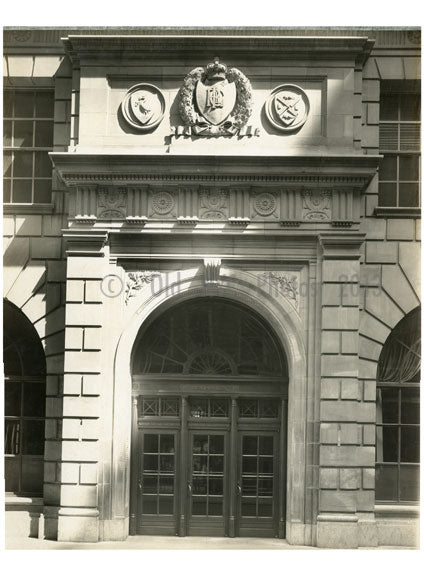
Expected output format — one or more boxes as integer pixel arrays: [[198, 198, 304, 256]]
[[130, 90, 161, 126], [274, 91, 307, 128], [195, 80, 237, 125]]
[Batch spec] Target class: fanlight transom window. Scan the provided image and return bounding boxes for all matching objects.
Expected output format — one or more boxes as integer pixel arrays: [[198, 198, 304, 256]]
[[132, 298, 286, 377]]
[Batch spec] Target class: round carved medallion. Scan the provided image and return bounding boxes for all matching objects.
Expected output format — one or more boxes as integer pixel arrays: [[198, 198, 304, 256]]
[[265, 84, 310, 132], [254, 192, 277, 216], [122, 83, 165, 132], [152, 191, 174, 215]]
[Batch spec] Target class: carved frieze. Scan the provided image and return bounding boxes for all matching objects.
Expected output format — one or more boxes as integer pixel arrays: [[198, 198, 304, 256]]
[[98, 187, 127, 219], [122, 84, 165, 132], [125, 271, 161, 304], [302, 190, 332, 221], [257, 271, 300, 312], [150, 191, 176, 217], [265, 84, 310, 132], [199, 188, 229, 220], [176, 58, 254, 137], [253, 192, 278, 218]]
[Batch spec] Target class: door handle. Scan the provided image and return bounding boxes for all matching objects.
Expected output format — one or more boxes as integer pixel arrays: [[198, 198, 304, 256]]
[[187, 481, 192, 494], [237, 482, 241, 496], [138, 480, 142, 491]]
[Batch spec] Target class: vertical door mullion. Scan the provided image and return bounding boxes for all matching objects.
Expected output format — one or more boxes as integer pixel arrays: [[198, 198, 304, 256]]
[[278, 399, 287, 538], [229, 397, 237, 537], [129, 397, 139, 535], [179, 397, 188, 536]]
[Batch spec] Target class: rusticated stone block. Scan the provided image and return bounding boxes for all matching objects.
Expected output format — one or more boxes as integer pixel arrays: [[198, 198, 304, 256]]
[[340, 468, 360, 489], [357, 402, 376, 423], [320, 423, 338, 444], [322, 308, 359, 331], [320, 468, 338, 489], [80, 463, 98, 485], [363, 381, 376, 402], [64, 351, 101, 373], [322, 284, 342, 305], [82, 374, 100, 396], [319, 490, 356, 513], [16, 215, 42, 236], [61, 462, 80, 484], [66, 280, 84, 303], [63, 396, 100, 418], [63, 374, 82, 395], [61, 485, 98, 507], [322, 354, 358, 378], [321, 379, 339, 400], [61, 440, 99, 462], [84, 280, 103, 303], [67, 257, 105, 279], [31, 237, 62, 259], [321, 446, 374, 467], [44, 440, 62, 460], [44, 462, 57, 483], [83, 327, 102, 351], [62, 418, 81, 440], [357, 490, 374, 512], [323, 260, 359, 283], [65, 327, 83, 350], [66, 303, 103, 327], [387, 219, 415, 241], [322, 331, 340, 353], [321, 400, 357, 422], [45, 419, 58, 440], [362, 468, 375, 489], [81, 419, 100, 441], [340, 423, 359, 445], [363, 424, 375, 446], [365, 242, 397, 264]]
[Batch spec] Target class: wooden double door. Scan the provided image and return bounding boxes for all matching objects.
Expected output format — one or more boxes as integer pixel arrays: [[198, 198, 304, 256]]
[[130, 396, 287, 538]]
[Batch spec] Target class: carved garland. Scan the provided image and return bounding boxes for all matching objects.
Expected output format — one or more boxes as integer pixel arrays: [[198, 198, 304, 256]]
[[125, 271, 161, 304], [178, 66, 253, 136]]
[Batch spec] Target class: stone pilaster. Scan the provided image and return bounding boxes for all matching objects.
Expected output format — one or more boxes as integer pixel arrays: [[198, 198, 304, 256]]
[[316, 233, 376, 548]]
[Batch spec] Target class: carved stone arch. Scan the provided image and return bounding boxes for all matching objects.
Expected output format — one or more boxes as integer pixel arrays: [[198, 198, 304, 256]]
[[110, 270, 307, 542]]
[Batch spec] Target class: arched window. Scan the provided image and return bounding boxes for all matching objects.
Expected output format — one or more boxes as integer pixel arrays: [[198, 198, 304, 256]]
[[3, 300, 46, 496], [132, 297, 287, 377], [376, 307, 420, 503]]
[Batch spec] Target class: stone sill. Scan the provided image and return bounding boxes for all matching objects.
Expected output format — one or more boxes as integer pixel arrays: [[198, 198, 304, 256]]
[[5, 495, 44, 511], [375, 504, 420, 518], [373, 206, 421, 219], [3, 203, 55, 215]]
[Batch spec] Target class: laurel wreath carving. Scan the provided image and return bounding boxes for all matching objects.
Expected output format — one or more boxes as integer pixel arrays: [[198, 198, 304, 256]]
[[178, 66, 253, 131]]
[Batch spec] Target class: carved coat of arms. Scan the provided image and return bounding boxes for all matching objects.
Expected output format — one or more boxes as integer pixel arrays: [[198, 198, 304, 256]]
[[265, 84, 310, 132], [122, 83, 165, 132], [178, 58, 253, 136]]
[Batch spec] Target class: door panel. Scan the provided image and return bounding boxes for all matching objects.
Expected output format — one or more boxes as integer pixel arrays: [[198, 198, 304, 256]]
[[238, 432, 278, 537], [137, 432, 178, 535], [187, 432, 227, 536]]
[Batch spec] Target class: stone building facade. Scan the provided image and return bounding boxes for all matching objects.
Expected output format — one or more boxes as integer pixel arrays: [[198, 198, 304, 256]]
[[3, 28, 421, 548]]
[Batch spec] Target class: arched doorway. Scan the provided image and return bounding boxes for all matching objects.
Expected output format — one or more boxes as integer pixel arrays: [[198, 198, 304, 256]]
[[129, 297, 289, 538]]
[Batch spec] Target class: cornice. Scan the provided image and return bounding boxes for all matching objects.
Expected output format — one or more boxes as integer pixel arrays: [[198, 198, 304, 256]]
[[51, 153, 379, 190]]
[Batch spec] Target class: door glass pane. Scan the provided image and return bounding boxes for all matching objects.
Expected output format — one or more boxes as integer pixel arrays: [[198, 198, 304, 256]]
[[160, 435, 174, 453], [242, 456, 257, 474], [141, 433, 175, 517], [21, 458, 43, 494], [258, 478, 273, 496], [143, 495, 157, 514], [259, 436, 274, 455], [143, 475, 157, 494], [241, 498, 256, 517], [23, 382, 45, 416], [242, 476, 257, 495], [159, 476, 174, 494], [243, 436, 258, 455], [191, 434, 225, 517], [241, 435, 275, 519], [259, 457, 273, 474], [144, 455, 158, 472], [159, 496, 173, 514], [144, 434, 158, 452], [257, 499, 273, 517], [160, 455, 174, 472], [21, 420, 44, 455]]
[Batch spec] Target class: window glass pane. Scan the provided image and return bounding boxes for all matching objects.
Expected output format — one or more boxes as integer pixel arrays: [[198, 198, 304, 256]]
[[400, 94, 421, 121], [399, 155, 420, 181], [5, 458, 20, 493], [381, 388, 398, 423], [4, 120, 12, 146], [4, 91, 13, 117], [21, 458, 44, 495], [23, 381, 45, 416], [3, 179, 11, 202], [12, 180, 32, 203], [14, 121, 34, 147], [375, 464, 398, 501], [34, 121, 54, 147], [34, 151, 52, 177], [34, 180, 52, 203], [399, 183, 420, 207], [144, 434, 158, 453], [379, 155, 397, 181], [379, 183, 397, 206], [4, 151, 12, 177], [22, 420, 45, 455], [5, 420, 20, 455], [400, 426, 420, 463], [13, 151, 33, 177], [401, 388, 420, 424], [14, 92, 34, 117], [382, 426, 398, 462], [5, 381, 21, 416], [399, 465, 420, 501], [35, 91, 54, 118], [380, 95, 399, 121]]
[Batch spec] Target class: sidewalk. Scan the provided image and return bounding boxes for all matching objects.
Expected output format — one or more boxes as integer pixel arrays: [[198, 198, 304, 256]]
[[6, 535, 315, 550]]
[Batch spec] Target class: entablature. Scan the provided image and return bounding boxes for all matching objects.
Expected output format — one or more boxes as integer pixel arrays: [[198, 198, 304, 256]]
[[52, 153, 379, 231]]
